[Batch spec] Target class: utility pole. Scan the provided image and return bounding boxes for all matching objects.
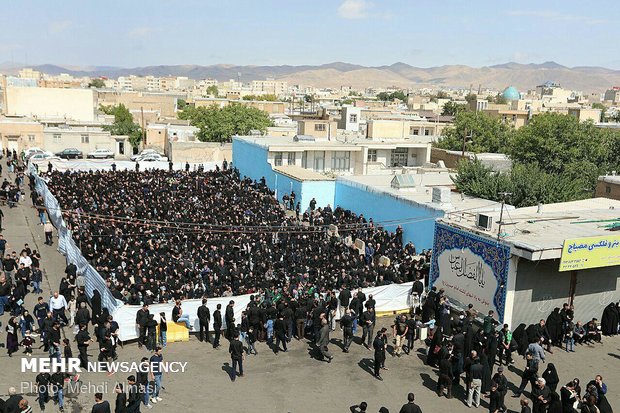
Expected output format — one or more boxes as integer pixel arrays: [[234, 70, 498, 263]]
[[140, 106, 146, 146], [461, 128, 472, 157], [497, 192, 512, 242]]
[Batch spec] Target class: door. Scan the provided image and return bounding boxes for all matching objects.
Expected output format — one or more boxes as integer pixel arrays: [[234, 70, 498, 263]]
[[7, 138, 18, 153], [117, 141, 125, 156]]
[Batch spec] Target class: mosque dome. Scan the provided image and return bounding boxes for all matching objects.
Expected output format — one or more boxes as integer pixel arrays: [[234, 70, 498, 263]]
[[502, 86, 520, 101]]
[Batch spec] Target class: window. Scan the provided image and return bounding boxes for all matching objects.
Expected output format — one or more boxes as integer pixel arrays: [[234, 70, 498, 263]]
[[606, 186, 612, 194], [367, 149, 377, 162], [28, 135, 35, 143], [313, 151, 325, 171], [349, 114, 357, 123], [274, 152, 283, 166], [53, 133, 61, 143], [314, 123, 326, 132], [410, 127, 419, 135], [301, 152, 307, 168], [287, 152, 295, 165], [81, 134, 89, 144], [390, 147, 408, 167], [424, 129, 430, 136], [332, 151, 350, 171]]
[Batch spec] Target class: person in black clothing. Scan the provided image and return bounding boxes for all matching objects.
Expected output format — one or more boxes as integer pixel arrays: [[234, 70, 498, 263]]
[[91, 392, 111, 413], [145, 314, 157, 351], [115, 383, 127, 413], [492, 366, 508, 411], [437, 352, 453, 398], [373, 329, 387, 381], [361, 308, 376, 349], [197, 299, 211, 343], [36, 372, 51, 411], [225, 300, 235, 340], [340, 308, 354, 352], [213, 303, 222, 348], [229, 332, 245, 381], [135, 304, 149, 348], [126, 376, 141, 413], [398, 393, 423, 413], [274, 314, 287, 353], [513, 352, 539, 397], [488, 382, 502, 413], [76, 323, 92, 368]]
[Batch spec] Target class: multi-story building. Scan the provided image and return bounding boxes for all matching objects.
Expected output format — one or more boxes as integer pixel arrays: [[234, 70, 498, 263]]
[[0, 116, 45, 153], [4, 87, 96, 122], [603, 87, 620, 104]]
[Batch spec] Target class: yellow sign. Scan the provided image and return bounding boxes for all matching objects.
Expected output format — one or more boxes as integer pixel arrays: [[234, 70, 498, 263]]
[[559, 235, 620, 271]]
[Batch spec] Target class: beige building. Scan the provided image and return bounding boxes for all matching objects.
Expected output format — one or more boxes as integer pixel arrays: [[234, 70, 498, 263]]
[[595, 175, 620, 200], [43, 124, 130, 157], [297, 119, 338, 140], [568, 107, 602, 123], [146, 122, 199, 154], [168, 141, 231, 163], [4, 87, 96, 122], [0, 117, 45, 153], [366, 119, 447, 139], [97, 91, 182, 119]]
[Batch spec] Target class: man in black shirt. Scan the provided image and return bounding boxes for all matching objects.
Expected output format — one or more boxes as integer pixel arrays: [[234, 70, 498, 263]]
[[126, 375, 141, 413], [373, 329, 387, 380], [398, 392, 423, 413], [213, 303, 222, 348], [197, 298, 211, 343], [36, 371, 51, 410], [437, 353, 453, 398], [338, 287, 351, 317], [274, 314, 287, 353], [135, 304, 149, 348], [229, 332, 245, 381], [340, 308, 354, 352], [91, 392, 111, 413], [225, 300, 235, 340], [361, 308, 376, 349], [76, 323, 92, 368]]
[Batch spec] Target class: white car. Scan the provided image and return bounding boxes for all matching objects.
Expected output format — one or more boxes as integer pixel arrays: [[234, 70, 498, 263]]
[[87, 148, 115, 159], [130, 149, 163, 161], [30, 152, 60, 161], [136, 154, 168, 162], [25, 148, 45, 159]]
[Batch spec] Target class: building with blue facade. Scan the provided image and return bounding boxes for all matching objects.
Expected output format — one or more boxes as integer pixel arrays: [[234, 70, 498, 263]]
[[233, 135, 503, 250]]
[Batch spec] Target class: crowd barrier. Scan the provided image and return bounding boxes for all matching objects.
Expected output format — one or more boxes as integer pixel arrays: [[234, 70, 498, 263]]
[[112, 282, 414, 341], [29, 164, 123, 313], [29, 163, 416, 341]]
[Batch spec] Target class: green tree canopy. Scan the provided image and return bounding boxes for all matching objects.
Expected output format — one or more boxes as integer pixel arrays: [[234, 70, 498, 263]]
[[100, 104, 143, 148], [436, 111, 514, 153], [178, 103, 273, 142], [376, 91, 407, 102], [452, 159, 591, 208], [88, 78, 105, 88], [441, 101, 467, 116], [242, 94, 277, 101], [206, 85, 219, 97]]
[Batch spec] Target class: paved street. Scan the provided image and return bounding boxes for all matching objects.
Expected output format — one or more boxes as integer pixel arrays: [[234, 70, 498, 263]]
[[0, 172, 617, 413]]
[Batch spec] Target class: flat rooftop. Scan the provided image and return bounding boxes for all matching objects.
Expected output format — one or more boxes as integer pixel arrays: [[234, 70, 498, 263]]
[[440, 198, 620, 261], [273, 165, 334, 181], [338, 173, 506, 214], [599, 175, 620, 185], [234, 135, 432, 150]]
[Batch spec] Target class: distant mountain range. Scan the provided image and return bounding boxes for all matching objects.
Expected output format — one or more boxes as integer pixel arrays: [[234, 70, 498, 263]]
[[1, 61, 619, 92]]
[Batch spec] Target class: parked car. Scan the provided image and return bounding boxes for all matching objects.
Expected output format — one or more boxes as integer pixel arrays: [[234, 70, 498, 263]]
[[130, 149, 163, 161], [87, 148, 115, 159], [24, 147, 45, 159], [136, 154, 168, 162], [55, 148, 84, 159], [30, 153, 60, 161]]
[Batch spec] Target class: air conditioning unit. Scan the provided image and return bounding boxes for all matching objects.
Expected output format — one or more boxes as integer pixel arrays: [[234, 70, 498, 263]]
[[475, 213, 493, 231]]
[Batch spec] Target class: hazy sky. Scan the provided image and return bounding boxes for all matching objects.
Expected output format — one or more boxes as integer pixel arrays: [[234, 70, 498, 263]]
[[1, 0, 618, 69]]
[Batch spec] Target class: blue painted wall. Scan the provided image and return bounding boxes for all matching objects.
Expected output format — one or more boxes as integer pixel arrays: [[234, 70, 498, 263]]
[[334, 179, 444, 250], [233, 138, 335, 213]]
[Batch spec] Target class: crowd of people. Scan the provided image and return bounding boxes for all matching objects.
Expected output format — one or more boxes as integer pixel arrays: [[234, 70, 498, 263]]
[[45, 166, 427, 306], [420, 288, 616, 413]]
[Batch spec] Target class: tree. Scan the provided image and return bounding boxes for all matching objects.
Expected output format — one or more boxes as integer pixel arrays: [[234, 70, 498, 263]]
[[376, 91, 407, 102], [206, 85, 219, 97], [592, 103, 607, 121], [508, 113, 611, 175], [177, 99, 188, 110], [441, 101, 467, 116], [452, 159, 591, 208], [100, 104, 143, 148], [178, 103, 273, 142], [436, 111, 514, 153], [488, 93, 507, 104], [88, 78, 105, 88], [242, 94, 277, 101], [464, 93, 477, 104]]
